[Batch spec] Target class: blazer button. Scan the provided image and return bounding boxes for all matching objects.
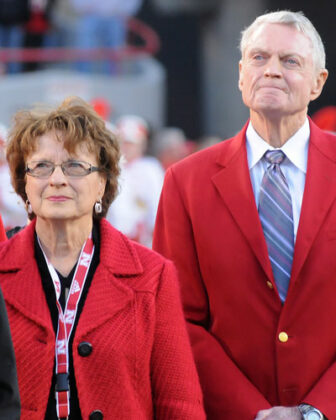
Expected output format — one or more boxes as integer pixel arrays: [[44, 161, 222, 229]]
[[278, 332, 289, 343], [89, 410, 103, 420], [266, 281, 274, 290], [78, 342, 93, 357]]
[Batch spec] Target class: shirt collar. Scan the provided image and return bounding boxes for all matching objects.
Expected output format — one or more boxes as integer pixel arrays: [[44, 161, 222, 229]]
[[246, 118, 310, 173]]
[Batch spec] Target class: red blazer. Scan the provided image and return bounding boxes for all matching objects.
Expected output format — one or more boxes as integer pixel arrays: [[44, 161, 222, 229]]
[[153, 119, 336, 420], [0, 219, 205, 420]]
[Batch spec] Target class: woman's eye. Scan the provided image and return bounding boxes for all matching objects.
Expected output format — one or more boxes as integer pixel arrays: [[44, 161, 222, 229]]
[[68, 161, 83, 168], [35, 161, 51, 168]]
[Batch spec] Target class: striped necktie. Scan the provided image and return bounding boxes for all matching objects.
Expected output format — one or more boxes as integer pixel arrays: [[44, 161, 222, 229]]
[[258, 150, 294, 302]]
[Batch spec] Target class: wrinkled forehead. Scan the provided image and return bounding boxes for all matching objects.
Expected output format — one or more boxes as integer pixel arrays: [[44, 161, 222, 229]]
[[25, 130, 98, 161], [242, 22, 313, 58]]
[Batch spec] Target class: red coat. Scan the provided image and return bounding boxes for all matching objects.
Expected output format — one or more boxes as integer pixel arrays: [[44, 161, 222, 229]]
[[0, 215, 6, 241], [153, 119, 336, 420], [0, 219, 205, 420]]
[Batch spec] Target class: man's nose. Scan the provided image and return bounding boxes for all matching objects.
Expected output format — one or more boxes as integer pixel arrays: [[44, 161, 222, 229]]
[[264, 56, 282, 78]]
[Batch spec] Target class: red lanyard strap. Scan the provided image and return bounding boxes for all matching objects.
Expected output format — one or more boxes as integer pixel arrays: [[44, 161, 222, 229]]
[[38, 235, 94, 420]]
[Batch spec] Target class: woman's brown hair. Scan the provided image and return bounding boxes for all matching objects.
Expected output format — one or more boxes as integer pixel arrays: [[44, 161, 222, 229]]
[[6, 96, 121, 220]]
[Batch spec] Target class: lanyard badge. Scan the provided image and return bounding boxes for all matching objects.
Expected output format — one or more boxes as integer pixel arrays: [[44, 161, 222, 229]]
[[38, 235, 94, 419]]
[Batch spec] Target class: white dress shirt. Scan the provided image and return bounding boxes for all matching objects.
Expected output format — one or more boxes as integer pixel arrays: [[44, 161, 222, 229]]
[[246, 119, 310, 241]]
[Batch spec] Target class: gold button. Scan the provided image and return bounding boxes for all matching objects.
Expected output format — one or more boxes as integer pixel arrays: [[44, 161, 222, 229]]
[[279, 332, 289, 343], [266, 281, 273, 290]]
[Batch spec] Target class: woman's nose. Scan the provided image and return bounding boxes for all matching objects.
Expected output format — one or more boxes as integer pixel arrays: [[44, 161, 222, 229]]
[[49, 165, 67, 185]]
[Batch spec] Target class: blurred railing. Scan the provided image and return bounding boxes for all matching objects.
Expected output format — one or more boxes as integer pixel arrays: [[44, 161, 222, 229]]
[[0, 18, 160, 64]]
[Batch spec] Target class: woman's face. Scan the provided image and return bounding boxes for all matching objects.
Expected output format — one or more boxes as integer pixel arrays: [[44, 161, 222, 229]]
[[25, 132, 106, 224]]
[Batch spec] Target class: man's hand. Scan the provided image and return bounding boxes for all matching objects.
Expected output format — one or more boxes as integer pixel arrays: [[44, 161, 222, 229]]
[[255, 406, 302, 420]]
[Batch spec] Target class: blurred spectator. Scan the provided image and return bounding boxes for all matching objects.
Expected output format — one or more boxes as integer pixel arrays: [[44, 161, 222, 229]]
[[69, 0, 143, 74], [153, 126, 192, 170], [311, 106, 336, 133], [0, 123, 27, 230], [107, 114, 164, 247], [0, 0, 30, 73], [196, 135, 222, 151], [90, 97, 113, 121], [46, 0, 77, 48], [23, 0, 55, 72]]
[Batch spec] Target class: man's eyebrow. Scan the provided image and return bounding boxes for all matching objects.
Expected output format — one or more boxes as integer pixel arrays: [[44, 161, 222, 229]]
[[247, 47, 305, 59], [281, 51, 304, 58], [246, 47, 267, 56]]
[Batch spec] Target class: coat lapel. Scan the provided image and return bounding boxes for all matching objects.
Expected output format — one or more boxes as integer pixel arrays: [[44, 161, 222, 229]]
[[76, 220, 143, 337], [211, 124, 274, 281], [0, 222, 54, 333], [291, 122, 336, 282], [0, 220, 144, 339]]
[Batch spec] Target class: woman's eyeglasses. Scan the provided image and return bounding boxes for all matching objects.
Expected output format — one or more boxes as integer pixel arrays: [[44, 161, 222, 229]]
[[25, 160, 101, 178]]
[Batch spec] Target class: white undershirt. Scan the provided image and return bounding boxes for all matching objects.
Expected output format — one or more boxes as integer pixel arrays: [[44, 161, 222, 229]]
[[246, 119, 309, 241]]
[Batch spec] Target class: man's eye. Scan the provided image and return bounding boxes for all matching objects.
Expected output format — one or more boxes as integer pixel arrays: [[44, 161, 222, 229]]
[[253, 55, 264, 61], [285, 58, 299, 65]]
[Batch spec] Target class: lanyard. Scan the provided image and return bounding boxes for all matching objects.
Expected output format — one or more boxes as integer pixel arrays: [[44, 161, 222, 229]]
[[38, 235, 94, 419]]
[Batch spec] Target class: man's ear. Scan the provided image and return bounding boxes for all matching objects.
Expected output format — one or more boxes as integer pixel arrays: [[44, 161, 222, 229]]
[[311, 69, 328, 101], [238, 60, 243, 91]]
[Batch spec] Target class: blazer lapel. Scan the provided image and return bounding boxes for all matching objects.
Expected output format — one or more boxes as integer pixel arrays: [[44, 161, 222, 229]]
[[211, 124, 274, 281], [291, 123, 336, 282]]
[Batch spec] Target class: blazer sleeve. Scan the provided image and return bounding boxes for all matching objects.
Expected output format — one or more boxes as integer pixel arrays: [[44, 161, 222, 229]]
[[151, 260, 206, 419], [0, 287, 20, 420], [302, 362, 336, 419], [153, 167, 271, 419]]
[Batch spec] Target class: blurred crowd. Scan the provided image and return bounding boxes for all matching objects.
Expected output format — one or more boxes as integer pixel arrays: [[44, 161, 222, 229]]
[[0, 0, 143, 74], [0, 0, 224, 247]]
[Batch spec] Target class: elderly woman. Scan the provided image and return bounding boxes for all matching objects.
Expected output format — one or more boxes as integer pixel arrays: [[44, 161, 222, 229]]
[[0, 97, 205, 420]]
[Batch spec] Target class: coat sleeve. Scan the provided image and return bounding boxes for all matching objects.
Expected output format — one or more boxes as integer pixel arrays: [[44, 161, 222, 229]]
[[0, 215, 6, 241], [151, 259, 206, 419], [0, 287, 20, 420], [153, 167, 271, 419]]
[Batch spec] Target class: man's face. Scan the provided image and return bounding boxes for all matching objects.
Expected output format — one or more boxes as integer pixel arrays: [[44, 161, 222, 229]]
[[238, 23, 327, 120]]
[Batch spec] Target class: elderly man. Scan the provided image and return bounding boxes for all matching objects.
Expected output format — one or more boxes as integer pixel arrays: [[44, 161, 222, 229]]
[[153, 10, 332, 420]]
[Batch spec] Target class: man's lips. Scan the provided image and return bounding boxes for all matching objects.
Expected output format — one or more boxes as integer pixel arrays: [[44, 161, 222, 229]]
[[258, 85, 285, 91]]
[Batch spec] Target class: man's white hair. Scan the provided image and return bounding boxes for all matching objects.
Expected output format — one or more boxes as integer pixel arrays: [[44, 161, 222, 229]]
[[240, 10, 326, 71]]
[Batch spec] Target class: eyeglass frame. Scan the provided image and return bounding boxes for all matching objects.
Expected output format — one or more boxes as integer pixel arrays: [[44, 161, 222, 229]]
[[25, 160, 102, 178]]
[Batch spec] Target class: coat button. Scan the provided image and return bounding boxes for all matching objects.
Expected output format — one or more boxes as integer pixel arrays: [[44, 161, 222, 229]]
[[278, 332, 289, 343], [89, 410, 103, 420], [266, 281, 274, 290], [78, 342, 93, 357]]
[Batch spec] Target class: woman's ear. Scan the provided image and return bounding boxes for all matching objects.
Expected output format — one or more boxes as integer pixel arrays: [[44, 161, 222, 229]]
[[97, 174, 107, 199]]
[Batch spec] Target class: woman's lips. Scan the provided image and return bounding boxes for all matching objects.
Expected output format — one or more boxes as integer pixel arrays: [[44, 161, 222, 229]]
[[47, 196, 70, 202]]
